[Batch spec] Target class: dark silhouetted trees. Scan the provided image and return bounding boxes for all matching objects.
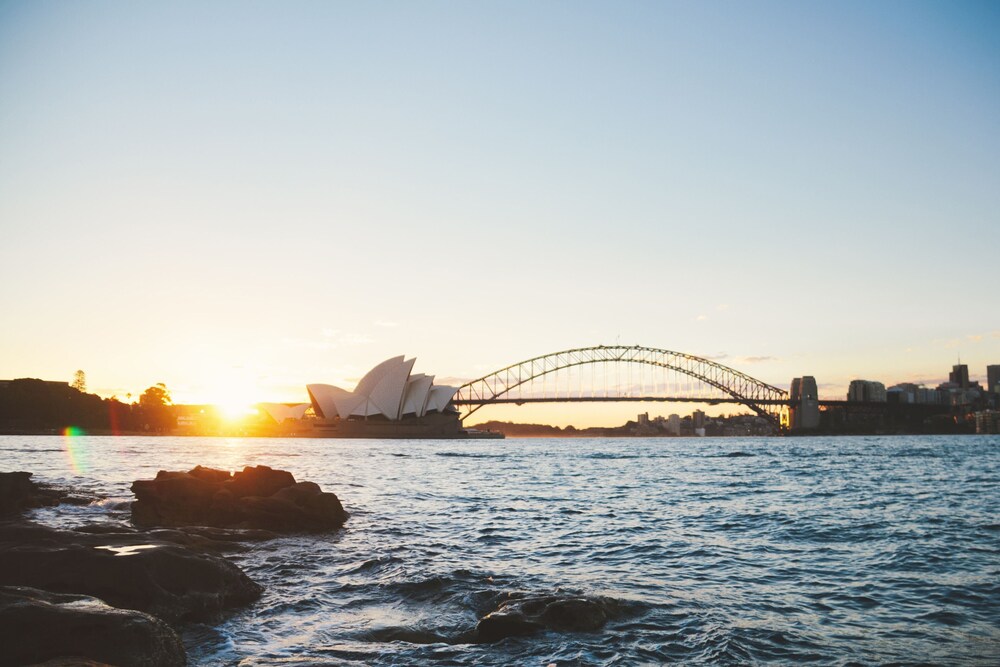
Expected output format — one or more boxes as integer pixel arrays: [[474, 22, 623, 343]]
[[139, 383, 174, 433], [0, 379, 139, 433], [71, 370, 87, 392]]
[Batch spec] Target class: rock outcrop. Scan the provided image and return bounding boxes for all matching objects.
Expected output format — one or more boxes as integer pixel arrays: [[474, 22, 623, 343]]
[[476, 594, 619, 642], [0, 521, 262, 623], [0, 471, 92, 516], [131, 465, 349, 532], [0, 586, 186, 667]]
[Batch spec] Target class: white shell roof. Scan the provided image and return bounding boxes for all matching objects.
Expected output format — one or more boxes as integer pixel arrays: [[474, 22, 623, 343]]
[[401, 374, 434, 417], [307, 357, 456, 421], [259, 403, 310, 423]]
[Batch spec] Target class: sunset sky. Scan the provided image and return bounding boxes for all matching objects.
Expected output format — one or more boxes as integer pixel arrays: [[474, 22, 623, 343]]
[[1, 1, 997, 426]]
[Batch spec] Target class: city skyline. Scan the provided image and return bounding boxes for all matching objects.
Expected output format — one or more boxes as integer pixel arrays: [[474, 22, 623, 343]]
[[1, 2, 998, 427]]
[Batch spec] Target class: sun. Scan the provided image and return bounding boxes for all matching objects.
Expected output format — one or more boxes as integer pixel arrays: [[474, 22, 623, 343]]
[[205, 378, 260, 422], [216, 399, 258, 422]]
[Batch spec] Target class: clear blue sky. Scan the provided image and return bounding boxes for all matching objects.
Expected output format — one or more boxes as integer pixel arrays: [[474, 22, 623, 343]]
[[1, 1, 997, 424]]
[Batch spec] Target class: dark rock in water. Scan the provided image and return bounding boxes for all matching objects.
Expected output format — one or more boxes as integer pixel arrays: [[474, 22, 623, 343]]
[[0, 471, 35, 515], [131, 465, 348, 532], [71, 522, 271, 554], [0, 521, 262, 623], [0, 471, 93, 516], [0, 586, 185, 667], [26, 660, 116, 667], [476, 594, 616, 642]]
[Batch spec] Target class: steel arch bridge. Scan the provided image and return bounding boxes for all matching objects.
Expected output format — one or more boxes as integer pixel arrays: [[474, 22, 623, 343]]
[[453, 345, 790, 428]]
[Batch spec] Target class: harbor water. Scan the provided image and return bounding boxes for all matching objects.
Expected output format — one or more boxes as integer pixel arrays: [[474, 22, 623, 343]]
[[4, 434, 999, 665]]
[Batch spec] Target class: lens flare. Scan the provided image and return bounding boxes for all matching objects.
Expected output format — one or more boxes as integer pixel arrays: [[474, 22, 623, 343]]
[[63, 426, 89, 473]]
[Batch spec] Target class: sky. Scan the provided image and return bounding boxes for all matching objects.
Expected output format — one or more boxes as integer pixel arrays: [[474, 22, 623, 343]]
[[1, 1, 998, 426]]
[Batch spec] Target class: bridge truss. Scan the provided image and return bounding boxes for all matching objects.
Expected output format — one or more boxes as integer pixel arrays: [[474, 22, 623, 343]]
[[453, 345, 789, 427]]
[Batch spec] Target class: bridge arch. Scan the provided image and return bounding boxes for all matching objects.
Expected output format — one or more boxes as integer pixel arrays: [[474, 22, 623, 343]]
[[454, 345, 789, 427]]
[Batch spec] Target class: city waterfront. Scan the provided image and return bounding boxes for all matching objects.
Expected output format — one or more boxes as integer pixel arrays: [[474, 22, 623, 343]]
[[6, 434, 999, 665]]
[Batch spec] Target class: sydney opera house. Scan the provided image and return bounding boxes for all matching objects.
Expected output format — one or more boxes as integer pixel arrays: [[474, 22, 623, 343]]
[[305, 356, 467, 438]]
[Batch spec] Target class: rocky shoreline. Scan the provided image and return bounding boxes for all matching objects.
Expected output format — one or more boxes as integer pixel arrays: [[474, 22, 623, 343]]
[[1, 467, 621, 665], [0, 467, 347, 666]]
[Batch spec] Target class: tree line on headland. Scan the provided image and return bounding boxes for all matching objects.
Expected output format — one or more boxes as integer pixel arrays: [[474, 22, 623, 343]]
[[0, 378, 174, 434]]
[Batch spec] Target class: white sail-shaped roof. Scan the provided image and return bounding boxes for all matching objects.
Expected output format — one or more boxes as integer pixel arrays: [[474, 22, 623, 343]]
[[259, 403, 310, 424], [426, 385, 458, 413], [401, 374, 433, 417], [354, 355, 406, 396], [307, 384, 362, 419], [307, 356, 458, 421], [367, 357, 415, 420]]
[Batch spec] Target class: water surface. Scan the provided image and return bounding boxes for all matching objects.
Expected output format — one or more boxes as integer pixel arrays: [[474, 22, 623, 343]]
[[4, 435, 999, 665]]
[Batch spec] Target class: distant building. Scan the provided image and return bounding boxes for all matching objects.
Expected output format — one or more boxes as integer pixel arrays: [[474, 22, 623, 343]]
[[789, 376, 820, 429], [916, 387, 938, 404], [692, 410, 705, 430], [988, 365, 1000, 406], [886, 383, 945, 405], [949, 364, 970, 390], [974, 410, 1000, 434], [666, 414, 681, 436], [306, 356, 467, 438], [847, 380, 886, 402], [637, 412, 649, 426], [307, 356, 458, 421]]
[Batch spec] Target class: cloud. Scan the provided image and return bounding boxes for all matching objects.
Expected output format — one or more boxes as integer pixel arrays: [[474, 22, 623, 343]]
[[702, 352, 729, 361], [740, 356, 776, 364], [967, 334, 983, 342], [695, 315, 708, 321], [374, 320, 399, 328], [715, 304, 729, 311]]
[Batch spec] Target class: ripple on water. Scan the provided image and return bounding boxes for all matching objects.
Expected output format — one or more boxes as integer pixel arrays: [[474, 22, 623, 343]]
[[6, 434, 1000, 666]]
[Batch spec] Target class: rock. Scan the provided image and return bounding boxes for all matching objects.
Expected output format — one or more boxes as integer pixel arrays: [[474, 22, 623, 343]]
[[0, 471, 35, 515], [0, 586, 185, 667], [131, 465, 348, 532], [27, 660, 116, 667], [476, 594, 616, 642], [0, 471, 91, 516], [0, 521, 262, 623]]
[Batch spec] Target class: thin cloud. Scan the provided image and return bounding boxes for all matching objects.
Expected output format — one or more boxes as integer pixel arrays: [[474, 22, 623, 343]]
[[740, 356, 776, 364], [374, 320, 399, 328], [695, 315, 708, 321], [715, 304, 730, 311]]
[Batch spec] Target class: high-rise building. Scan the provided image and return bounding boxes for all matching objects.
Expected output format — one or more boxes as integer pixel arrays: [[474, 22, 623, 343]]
[[988, 365, 1000, 408], [949, 364, 970, 389], [666, 414, 681, 436], [847, 379, 887, 402], [987, 365, 1000, 394]]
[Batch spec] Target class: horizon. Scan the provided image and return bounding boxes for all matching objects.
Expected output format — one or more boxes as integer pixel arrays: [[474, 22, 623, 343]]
[[1, 2, 998, 428]]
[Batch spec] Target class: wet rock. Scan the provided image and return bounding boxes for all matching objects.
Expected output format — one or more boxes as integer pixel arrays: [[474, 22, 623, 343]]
[[131, 465, 348, 532], [0, 471, 92, 516], [27, 660, 116, 667], [476, 594, 616, 642], [0, 521, 262, 623], [0, 586, 185, 667]]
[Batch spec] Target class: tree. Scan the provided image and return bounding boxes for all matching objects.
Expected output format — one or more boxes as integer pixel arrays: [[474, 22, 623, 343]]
[[139, 383, 174, 433], [72, 370, 87, 393]]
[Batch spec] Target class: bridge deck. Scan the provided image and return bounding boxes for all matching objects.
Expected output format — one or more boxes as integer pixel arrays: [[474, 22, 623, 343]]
[[452, 396, 791, 406]]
